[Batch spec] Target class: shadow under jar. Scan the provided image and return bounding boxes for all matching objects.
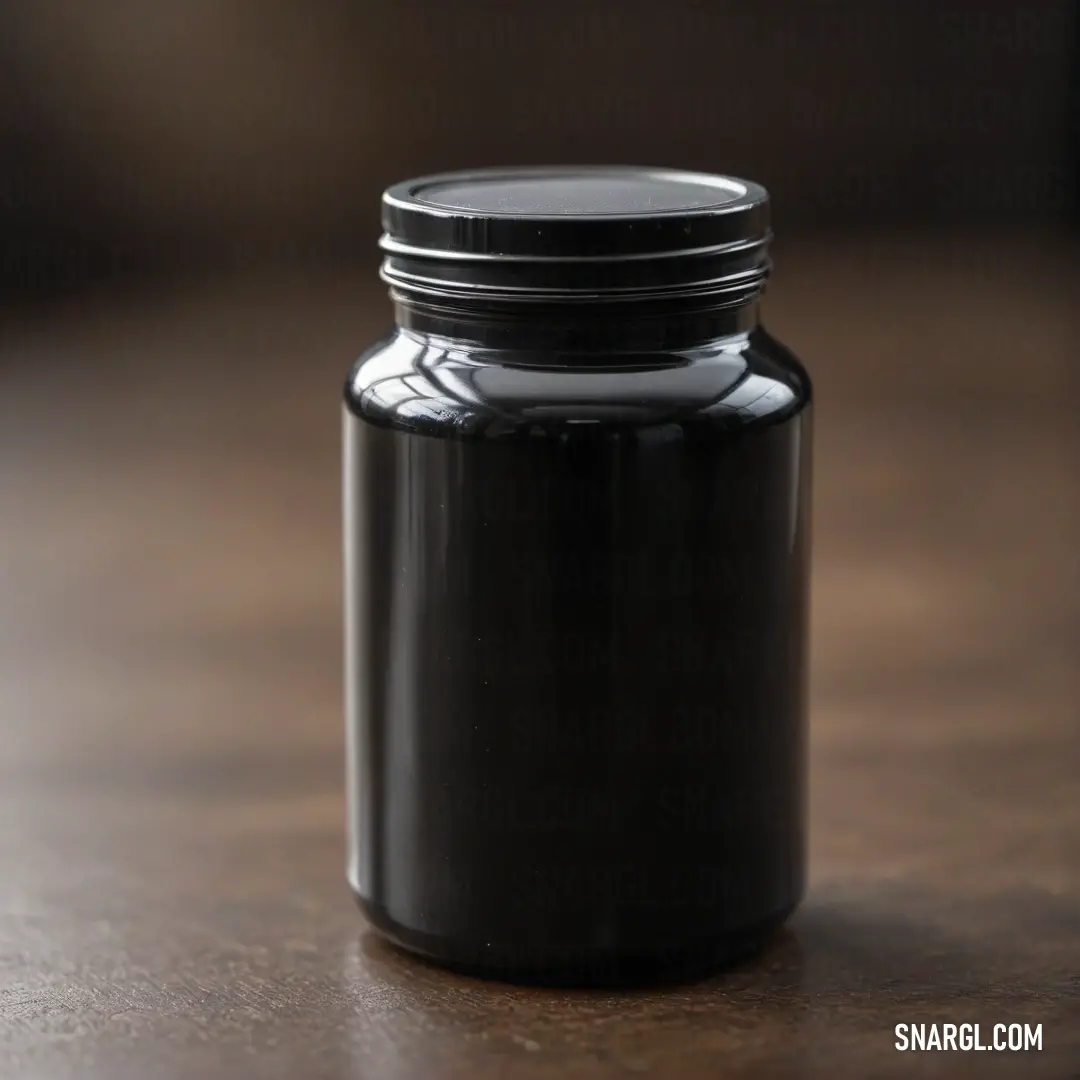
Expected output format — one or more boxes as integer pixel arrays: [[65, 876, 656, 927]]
[[343, 167, 812, 986]]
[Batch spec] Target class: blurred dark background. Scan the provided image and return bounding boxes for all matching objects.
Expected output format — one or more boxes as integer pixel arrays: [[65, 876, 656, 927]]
[[1, 0, 1077, 302]]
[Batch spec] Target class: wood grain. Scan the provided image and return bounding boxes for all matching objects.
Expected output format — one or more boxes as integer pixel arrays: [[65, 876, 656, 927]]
[[0, 235, 1077, 1078]]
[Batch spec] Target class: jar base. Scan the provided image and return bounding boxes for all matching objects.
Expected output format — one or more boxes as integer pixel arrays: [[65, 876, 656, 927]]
[[354, 892, 797, 988]]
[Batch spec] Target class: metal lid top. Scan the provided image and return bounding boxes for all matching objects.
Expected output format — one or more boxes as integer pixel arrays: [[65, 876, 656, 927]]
[[379, 166, 772, 305], [408, 171, 748, 216]]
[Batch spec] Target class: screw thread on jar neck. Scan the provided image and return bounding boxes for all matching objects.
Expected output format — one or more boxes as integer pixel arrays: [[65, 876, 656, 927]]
[[390, 289, 762, 354]]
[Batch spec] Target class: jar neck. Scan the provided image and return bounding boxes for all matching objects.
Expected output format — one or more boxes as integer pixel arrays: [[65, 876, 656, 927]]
[[390, 290, 761, 353]]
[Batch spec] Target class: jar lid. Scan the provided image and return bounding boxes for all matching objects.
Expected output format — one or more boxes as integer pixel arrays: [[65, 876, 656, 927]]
[[380, 166, 771, 305]]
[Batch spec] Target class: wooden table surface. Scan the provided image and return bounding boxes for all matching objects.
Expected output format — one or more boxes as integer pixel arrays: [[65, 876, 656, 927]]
[[0, 235, 1077, 1079]]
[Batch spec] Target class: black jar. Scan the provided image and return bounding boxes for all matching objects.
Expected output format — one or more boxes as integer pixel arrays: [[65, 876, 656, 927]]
[[344, 167, 811, 985]]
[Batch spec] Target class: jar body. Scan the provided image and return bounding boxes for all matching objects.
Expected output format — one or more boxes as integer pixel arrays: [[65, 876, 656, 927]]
[[344, 320, 812, 984]]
